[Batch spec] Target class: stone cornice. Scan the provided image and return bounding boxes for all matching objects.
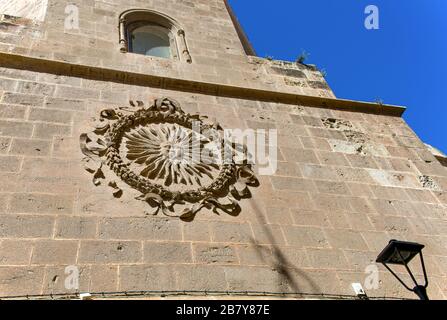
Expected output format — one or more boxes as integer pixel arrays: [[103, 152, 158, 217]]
[[0, 51, 406, 117]]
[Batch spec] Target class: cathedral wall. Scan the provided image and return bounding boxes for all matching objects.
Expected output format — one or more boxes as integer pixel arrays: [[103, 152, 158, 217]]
[[0, 0, 334, 99], [0, 65, 446, 298]]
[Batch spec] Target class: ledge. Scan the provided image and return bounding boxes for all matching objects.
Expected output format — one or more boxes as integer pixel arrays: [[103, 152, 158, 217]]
[[0, 51, 406, 117]]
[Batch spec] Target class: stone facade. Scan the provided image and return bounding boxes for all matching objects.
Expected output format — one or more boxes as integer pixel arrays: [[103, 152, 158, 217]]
[[0, 0, 446, 299]]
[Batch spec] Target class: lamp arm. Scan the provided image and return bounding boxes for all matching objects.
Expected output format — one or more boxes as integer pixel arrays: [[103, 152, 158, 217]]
[[382, 263, 413, 292], [396, 249, 420, 289], [419, 252, 429, 288]]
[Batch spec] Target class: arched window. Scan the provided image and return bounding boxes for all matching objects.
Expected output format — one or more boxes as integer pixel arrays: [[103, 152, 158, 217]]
[[119, 9, 192, 63], [128, 23, 172, 58]]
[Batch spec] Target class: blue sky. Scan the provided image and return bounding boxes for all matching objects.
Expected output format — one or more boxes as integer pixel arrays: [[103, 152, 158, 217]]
[[228, 0, 447, 154]]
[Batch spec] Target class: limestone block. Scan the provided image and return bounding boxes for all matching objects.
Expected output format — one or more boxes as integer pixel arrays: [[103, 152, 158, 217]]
[[78, 240, 142, 264], [0, 0, 48, 21]]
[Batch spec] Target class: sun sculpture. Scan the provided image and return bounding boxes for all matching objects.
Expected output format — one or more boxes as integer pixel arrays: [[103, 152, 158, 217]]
[[124, 122, 218, 186], [80, 98, 258, 221]]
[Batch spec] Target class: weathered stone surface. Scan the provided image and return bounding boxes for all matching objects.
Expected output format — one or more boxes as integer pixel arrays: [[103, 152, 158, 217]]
[[0, 155, 21, 172], [343, 250, 377, 271], [0, 214, 54, 238], [281, 148, 320, 164], [270, 66, 306, 78], [306, 248, 349, 269], [9, 138, 51, 156], [119, 265, 177, 291], [0, 0, 445, 300], [210, 222, 253, 243], [9, 193, 74, 214], [290, 209, 330, 227], [282, 226, 329, 248], [271, 246, 310, 268], [251, 224, 286, 245], [176, 265, 228, 291], [361, 231, 393, 252], [224, 266, 289, 292], [0, 120, 33, 137], [41, 265, 90, 295], [55, 86, 99, 100], [33, 123, 71, 139], [20, 158, 78, 178], [1, 92, 44, 106], [32, 240, 78, 264], [182, 221, 212, 242], [29, 107, 72, 124], [17, 81, 55, 96], [236, 245, 273, 266], [143, 242, 192, 264], [0, 103, 27, 119], [89, 265, 119, 292], [55, 216, 97, 239], [367, 169, 420, 188], [44, 97, 85, 111], [0, 138, 11, 155], [314, 180, 351, 195], [263, 207, 293, 225], [0, 0, 48, 21], [0, 267, 44, 296], [270, 176, 316, 192], [78, 241, 142, 264], [98, 217, 182, 241], [0, 194, 8, 213], [325, 229, 369, 251], [0, 240, 32, 265], [300, 164, 339, 181], [193, 244, 238, 265]]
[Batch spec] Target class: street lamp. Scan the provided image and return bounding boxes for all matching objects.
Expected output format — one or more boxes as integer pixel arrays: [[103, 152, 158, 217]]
[[376, 239, 429, 300]]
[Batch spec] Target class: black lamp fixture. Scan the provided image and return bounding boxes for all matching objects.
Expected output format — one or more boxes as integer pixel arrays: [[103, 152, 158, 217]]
[[376, 239, 429, 300]]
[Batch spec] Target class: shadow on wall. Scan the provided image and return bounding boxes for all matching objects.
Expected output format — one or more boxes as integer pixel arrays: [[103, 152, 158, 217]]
[[248, 200, 319, 294]]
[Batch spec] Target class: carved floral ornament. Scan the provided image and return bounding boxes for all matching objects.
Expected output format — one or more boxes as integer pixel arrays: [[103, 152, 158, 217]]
[[80, 98, 258, 221]]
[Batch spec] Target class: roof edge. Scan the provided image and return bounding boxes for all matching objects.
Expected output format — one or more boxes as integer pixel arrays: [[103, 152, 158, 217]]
[[0, 51, 406, 117]]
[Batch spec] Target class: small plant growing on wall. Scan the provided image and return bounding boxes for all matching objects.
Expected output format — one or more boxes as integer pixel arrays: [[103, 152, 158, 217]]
[[296, 50, 310, 64], [319, 68, 328, 78], [375, 97, 384, 105]]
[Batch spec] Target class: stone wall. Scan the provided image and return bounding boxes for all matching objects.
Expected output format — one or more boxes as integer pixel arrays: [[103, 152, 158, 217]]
[[0, 65, 446, 298], [0, 0, 48, 21], [0, 0, 333, 98], [0, 0, 446, 299]]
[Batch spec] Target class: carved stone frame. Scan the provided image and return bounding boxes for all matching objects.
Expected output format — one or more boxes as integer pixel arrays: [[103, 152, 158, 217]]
[[118, 9, 192, 63], [79, 98, 258, 221]]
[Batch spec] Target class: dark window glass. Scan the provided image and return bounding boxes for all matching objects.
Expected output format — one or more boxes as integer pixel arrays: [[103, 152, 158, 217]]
[[129, 25, 171, 58]]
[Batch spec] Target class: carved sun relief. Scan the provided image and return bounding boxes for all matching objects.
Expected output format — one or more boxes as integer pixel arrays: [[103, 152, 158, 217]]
[[124, 123, 218, 186], [80, 98, 258, 221]]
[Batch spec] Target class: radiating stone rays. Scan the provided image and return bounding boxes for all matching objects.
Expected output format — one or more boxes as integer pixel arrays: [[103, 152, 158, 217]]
[[124, 123, 219, 187]]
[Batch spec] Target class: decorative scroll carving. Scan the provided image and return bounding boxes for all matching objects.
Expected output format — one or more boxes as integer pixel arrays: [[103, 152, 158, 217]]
[[80, 98, 258, 221]]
